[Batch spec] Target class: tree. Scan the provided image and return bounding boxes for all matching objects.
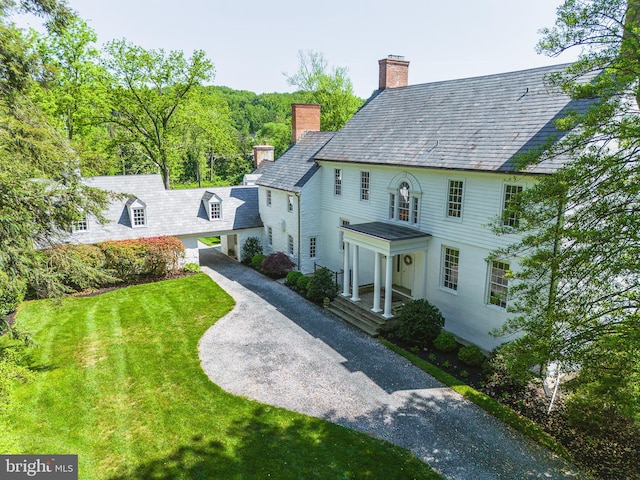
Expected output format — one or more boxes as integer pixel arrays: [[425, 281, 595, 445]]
[[0, 1, 110, 314], [492, 0, 640, 425], [102, 40, 213, 189], [31, 17, 107, 141], [285, 50, 363, 131], [176, 88, 238, 186]]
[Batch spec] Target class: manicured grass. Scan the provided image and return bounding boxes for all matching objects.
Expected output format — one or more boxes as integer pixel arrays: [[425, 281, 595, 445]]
[[1, 275, 439, 479], [198, 236, 221, 246], [381, 339, 571, 461]]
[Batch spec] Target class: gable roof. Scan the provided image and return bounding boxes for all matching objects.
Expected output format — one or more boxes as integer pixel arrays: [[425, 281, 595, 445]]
[[315, 63, 598, 174], [256, 131, 336, 192], [77, 174, 261, 243]]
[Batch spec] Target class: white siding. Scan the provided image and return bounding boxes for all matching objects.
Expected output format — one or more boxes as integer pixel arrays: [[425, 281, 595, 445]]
[[298, 174, 323, 274], [316, 161, 531, 350]]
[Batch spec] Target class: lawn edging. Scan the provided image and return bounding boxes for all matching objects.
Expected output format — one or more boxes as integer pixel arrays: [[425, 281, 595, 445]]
[[380, 339, 572, 461]]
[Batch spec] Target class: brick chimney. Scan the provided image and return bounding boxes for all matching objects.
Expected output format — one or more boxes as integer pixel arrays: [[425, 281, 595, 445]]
[[253, 142, 274, 169], [378, 55, 409, 90], [291, 104, 321, 143]]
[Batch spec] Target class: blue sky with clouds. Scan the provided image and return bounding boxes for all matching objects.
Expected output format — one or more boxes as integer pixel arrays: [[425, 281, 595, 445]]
[[17, 0, 578, 98]]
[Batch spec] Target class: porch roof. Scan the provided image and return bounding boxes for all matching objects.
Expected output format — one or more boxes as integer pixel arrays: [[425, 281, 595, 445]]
[[343, 222, 431, 242], [340, 222, 431, 257]]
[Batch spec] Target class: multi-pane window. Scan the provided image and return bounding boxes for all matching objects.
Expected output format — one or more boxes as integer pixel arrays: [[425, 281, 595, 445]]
[[288, 235, 294, 255], [442, 247, 460, 291], [398, 182, 410, 221], [210, 202, 221, 219], [309, 237, 317, 258], [389, 193, 396, 219], [72, 215, 88, 232], [340, 219, 350, 250], [266, 190, 272, 206], [267, 226, 273, 246], [132, 207, 146, 226], [488, 260, 510, 308], [334, 168, 342, 196], [447, 180, 464, 218], [390, 182, 419, 223], [503, 184, 523, 228], [288, 195, 294, 213], [360, 171, 370, 201]]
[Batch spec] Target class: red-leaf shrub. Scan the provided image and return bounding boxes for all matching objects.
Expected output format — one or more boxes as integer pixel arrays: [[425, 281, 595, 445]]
[[260, 252, 295, 278], [98, 236, 184, 280]]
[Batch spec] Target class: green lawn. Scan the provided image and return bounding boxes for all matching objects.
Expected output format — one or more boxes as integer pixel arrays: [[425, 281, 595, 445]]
[[198, 236, 220, 246], [1, 274, 439, 479]]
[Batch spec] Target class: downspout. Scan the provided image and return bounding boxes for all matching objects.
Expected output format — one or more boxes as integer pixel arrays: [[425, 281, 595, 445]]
[[296, 192, 302, 270]]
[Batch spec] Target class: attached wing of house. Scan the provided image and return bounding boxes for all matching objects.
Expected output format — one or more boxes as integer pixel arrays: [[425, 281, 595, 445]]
[[72, 174, 263, 263]]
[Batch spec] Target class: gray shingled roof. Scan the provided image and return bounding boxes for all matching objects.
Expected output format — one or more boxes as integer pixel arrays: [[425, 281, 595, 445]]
[[315, 64, 598, 174], [75, 174, 261, 243], [256, 131, 336, 192]]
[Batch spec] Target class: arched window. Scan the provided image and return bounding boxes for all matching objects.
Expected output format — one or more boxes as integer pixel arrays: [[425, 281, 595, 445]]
[[389, 180, 420, 224], [398, 182, 410, 221]]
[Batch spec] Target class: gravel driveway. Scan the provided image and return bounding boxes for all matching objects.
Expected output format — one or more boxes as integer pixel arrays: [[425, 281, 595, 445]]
[[198, 248, 581, 479]]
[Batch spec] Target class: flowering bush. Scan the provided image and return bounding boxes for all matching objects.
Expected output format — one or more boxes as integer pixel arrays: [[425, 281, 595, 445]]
[[98, 236, 184, 281]]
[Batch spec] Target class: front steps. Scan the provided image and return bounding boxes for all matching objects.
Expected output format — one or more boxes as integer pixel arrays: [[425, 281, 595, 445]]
[[325, 294, 390, 336]]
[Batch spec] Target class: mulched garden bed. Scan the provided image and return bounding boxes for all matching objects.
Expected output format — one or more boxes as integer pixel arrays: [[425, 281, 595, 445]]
[[382, 331, 640, 479], [382, 334, 485, 389]]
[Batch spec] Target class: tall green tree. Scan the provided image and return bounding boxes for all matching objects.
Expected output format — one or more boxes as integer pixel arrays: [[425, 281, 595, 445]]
[[0, 1, 109, 314], [31, 17, 106, 141], [102, 40, 213, 189], [285, 50, 363, 131], [492, 0, 640, 425], [177, 88, 238, 186]]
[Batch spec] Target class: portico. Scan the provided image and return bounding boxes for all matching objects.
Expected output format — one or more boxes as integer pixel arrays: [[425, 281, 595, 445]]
[[339, 222, 431, 318]]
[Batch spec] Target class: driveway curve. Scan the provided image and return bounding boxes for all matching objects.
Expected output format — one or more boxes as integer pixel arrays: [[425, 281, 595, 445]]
[[198, 248, 580, 479]]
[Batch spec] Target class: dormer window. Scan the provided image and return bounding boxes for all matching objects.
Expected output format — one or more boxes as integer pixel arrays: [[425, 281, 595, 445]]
[[126, 197, 147, 228], [132, 208, 146, 226], [202, 191, 222, 221], [211, 202, 221, 219]]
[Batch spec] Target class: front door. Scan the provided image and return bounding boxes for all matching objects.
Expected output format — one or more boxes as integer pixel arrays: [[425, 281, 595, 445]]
[[393, 254, 414, 296]]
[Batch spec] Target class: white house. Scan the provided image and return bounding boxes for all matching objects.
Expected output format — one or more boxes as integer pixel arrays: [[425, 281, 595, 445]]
[[254, 57, 595, 350], [71, 56, 596, 351]]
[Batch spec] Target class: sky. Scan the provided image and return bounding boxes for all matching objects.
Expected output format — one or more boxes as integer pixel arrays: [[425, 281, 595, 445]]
[[16, 0, 579, 99]]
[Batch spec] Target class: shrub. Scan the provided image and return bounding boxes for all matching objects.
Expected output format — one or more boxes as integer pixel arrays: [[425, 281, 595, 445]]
[[138, 236, 185, 275], [306, 267, 339, 303], [38, 244, 116, 296], [260, 252, 295, 278], [296, 275, 311, 293], [250, 254, 266, 269], [98, 236, 184, 281], [183, 263, 201, 273], [0, 271, 26, 317], [285, 270, 303, 287], [458, 345, 485, 367], [241, 236, 263, 264], [396, 299, 444, 346], [433, 332, 458, 353]]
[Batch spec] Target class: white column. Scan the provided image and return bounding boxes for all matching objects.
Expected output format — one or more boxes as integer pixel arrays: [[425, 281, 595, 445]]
[[422, 249, 429, 298], [342, 241, 350, 297], [351, 245, 360, 302], [383, 254, 394, 318], [372, 252, 382, 313]]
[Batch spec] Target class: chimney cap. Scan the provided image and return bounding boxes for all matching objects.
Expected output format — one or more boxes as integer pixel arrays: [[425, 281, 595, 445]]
[[387, 54, 405, 60]]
